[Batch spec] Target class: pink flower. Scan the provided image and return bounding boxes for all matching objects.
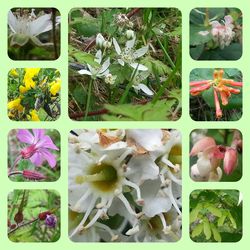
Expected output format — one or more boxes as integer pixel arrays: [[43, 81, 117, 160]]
[[17, 129, 59, 168], [223, 147, 238, 175]]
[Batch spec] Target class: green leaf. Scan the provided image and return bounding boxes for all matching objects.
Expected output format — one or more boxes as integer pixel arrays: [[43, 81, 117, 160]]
[[69, 45, 99, 67], [207, 206, 222, 217], [70, 16, 100, 36], [191, 223, 203, 238], [228, 211, 237, 229], [203, 219, 212, 240], [217, 214, 227, 227], [141, 56, 172, 75], [103, 99, 176, 121], [190, 203, 202, 223], [190, 25, 212, 46], [210, 223, 222, 242]]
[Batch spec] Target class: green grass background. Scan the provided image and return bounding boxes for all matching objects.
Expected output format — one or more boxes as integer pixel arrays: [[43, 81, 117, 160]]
[[1, 0, 249, 248]]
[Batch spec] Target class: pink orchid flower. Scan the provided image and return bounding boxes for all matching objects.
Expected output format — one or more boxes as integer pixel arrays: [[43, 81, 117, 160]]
[[17, 129, 59, 168]]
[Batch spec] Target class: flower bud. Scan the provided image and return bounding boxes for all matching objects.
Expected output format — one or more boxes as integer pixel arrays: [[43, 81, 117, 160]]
[[190, 137, 216, 156], [22, 170, 46, 180], [96, 33, 105, 49], [39, 210, 52, 220], [45, 214, 57, 228], [126, 29, 135, 40], [14, 211, 24, 224], [223, 147, 238, 175], [102, 41, 112, 49]]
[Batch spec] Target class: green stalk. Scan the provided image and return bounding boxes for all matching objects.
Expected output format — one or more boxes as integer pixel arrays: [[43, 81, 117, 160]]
[[152, 31, 175, 69], [119, 67, 138, 104], [152, 43, 181, 104], [84, 78, 94, 120]]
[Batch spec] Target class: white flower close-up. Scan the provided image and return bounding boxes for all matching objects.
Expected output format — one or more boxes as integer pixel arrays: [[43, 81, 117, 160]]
[[112, 36, 148, 71], [68, 129, 182, 242], [8, 9, 60, 46], [78, 50, 110, 79]]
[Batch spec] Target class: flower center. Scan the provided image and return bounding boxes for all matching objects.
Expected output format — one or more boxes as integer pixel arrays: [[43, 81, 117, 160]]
[[75, 163, 120, 193], [168, 145, 182, 165], [147, 215, 163, 236], [21, 144, 37, 159]]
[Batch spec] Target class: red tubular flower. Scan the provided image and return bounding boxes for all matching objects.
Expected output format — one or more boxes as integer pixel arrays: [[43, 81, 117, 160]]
[[190, 80, 211, 87], [223, 147, 238, 175], [190, 83, 211, 95], [221, 79, 243, 87], [213, 89, 222, 119], [219, 91, 229, 105]]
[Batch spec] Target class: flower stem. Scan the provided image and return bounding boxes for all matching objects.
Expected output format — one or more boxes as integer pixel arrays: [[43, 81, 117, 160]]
[[119, 67, 138, 104], [84, 78, 94, 120], [152, 31, 175, 69], [10, 155, 22, 171]]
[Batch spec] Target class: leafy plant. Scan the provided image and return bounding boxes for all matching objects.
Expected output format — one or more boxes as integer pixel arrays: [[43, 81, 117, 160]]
[[68, 8, 181, 121], [8, 190, 60, 242], [8, 68, 61, 121], [190, 190, 242, 242], [190, 8, 242, 60]]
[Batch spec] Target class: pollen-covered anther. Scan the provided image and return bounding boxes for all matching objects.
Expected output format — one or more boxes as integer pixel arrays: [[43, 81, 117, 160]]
[[162, 225, 172, 235], [136, 199, 145, 206], [173, 164, 180, 173], [111, 235, 119, 241], [136, 212, 144, 219], [122, 163, 128, 172], [126, 225, 140, 235], [100, 211, 109, 220]]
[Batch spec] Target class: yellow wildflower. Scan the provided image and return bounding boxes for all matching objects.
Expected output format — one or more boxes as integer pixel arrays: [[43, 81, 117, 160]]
[[23, 68, 41, 90], [50, 78, 61, 96], [7, 98, 23, 111], [19, 85, 28, 94], [29, 109, 40, 121], [9, 68, 19, 77]]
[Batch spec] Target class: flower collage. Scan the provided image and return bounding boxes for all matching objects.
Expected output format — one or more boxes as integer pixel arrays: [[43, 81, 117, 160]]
[[1, 0, 247, 248]]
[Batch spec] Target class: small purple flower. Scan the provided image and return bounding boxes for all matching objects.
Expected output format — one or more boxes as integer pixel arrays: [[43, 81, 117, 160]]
[[17, 129, 59, 168], [45, 214, 57, 228]]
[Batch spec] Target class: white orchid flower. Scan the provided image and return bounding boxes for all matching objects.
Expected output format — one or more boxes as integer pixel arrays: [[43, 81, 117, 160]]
[[131, 71, 154, 96], [78, 50, 110, 79], [112, 36, 148, 71], [8, 10, 60, 46]]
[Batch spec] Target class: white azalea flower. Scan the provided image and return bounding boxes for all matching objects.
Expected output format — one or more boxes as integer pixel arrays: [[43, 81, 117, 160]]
[[78, 50, 110, 79], [8, 9, 60, 46], [112, 36, 148, 71]]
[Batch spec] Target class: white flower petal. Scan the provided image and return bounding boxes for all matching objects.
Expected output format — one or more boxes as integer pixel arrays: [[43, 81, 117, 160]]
[[30, 13, 53, 36], [130, 63, 148, 71], [78, 69, 92, 76], [95, 50, 102, 64], [8, 11, 17, 33], [99, 58, 110, 74], [125, 36, 136, 50], [126, 155, 159, 184], [118, 59, 125, 66], [127, 129, 163, 151], [112, 37, 121, 55], [138, 83, 154, 96], [198, 30, 210, 36], [133, 46, 148, 58]]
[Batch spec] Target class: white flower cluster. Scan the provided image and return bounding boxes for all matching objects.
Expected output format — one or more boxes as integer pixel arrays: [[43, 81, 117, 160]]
[[68, 129, 182, 242], [199, 15, 235, 50]]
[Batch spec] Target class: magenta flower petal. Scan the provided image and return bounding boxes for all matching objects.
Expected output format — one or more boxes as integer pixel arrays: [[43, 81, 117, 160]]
[[17, 129, 35, 144], [32, 129, 45, 143], [35, 135, 59, 150], [29, 152, 44, 166], [39, 149, 57, 168]]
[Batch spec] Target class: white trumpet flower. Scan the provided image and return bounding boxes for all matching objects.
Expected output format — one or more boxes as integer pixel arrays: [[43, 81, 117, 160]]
[[113, 36, 148, 71]]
